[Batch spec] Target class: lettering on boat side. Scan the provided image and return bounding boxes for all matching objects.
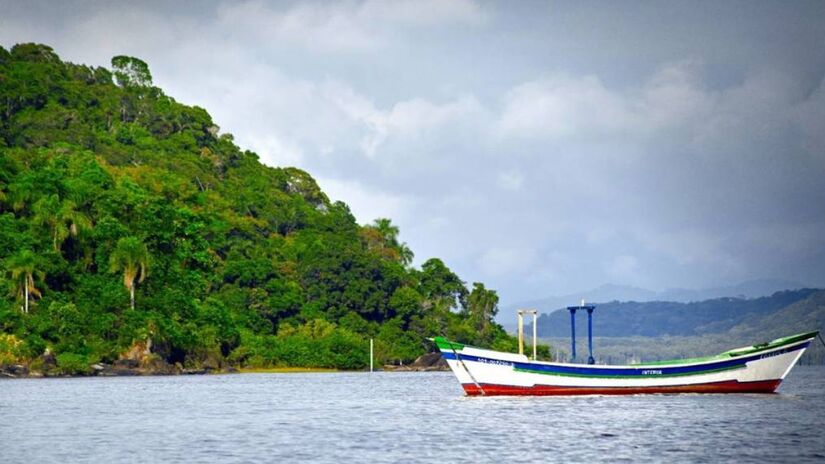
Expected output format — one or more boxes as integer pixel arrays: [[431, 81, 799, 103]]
[[759, 351, 781, 360], [641, 370, 663, 375], [477, 358, 513, 367]]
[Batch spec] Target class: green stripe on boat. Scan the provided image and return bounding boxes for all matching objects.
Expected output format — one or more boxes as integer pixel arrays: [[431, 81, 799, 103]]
[[433, 336, 465, 351]]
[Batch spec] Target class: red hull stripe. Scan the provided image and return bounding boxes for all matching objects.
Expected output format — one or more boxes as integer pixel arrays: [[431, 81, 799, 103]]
[[461, 379, 782, 396]]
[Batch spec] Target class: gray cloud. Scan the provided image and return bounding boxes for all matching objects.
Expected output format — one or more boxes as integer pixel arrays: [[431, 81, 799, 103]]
[[2, 0, 824, 304]]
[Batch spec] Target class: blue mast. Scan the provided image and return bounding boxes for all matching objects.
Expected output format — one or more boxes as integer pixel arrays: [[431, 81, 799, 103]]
[[586, 306, 595, 364], [567, 302, 596, 364], [566, 306, 577, 361]]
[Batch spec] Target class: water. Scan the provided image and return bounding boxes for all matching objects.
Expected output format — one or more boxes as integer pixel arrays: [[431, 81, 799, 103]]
[[2, 367, 825, 463]]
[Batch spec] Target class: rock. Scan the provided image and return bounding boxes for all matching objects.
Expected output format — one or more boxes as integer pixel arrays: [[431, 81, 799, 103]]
[[114, 359, 139, 369], [90, 363, 114, 376], [140, 354, 171, 373], [407, 352, 449, 371], [181, 368, 207, 375], [380, 353, 449, 372], [41, 349, 57, 369], [202, 357, 220, 371], [8, 364, 29, 376], [112, 367, 139, 376], [411, 353, 446, 368], [118, 338, 153, 367]]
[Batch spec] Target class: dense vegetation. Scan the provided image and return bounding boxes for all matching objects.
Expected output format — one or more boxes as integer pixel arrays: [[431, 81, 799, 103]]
[[0, 43, 518, 374]]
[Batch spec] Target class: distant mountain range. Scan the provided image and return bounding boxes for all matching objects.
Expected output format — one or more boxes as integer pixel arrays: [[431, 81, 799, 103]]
[[534, 289, 825, 364], [498, 278, 808, 328], [527, 288, 820, 338]]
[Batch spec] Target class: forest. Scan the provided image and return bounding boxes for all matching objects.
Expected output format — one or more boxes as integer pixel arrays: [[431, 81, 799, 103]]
[[0, 43, 518, 375]]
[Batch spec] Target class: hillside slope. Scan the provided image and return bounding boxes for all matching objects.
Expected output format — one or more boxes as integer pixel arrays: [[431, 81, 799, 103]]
[[729, 290, 825, 342], [0, 44, 514, 374]]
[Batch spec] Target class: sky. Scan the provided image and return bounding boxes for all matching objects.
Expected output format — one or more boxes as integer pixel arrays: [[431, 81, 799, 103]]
[[2, 0, 824, 305]]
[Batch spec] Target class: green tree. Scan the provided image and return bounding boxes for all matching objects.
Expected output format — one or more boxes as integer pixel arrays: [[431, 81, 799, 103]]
[[419, 258, 467, 310], [373, 218, 399, 245], [6, 175, 37, 211], [360, 218, 414, 266], [466, 282, 499, 339], [32, 194, 92, 251], [398, 242, 414, 267], [389, 286, 423, 324], [109, 236, 150, 310], [111, 56, 152, 87], [6, 249, 45, 313]]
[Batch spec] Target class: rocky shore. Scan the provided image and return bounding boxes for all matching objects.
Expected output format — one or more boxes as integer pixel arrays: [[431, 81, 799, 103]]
[[0, 357, 239, 379], [0, 340, 238, 378]]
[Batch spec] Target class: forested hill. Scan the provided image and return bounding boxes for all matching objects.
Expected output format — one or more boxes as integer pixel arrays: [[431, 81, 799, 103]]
[[530, 288, 822, 338], [0, 43, 513, 374]]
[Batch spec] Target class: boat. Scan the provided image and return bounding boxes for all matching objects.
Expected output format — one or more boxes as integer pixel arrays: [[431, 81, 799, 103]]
[[434, 305, 819, 396]]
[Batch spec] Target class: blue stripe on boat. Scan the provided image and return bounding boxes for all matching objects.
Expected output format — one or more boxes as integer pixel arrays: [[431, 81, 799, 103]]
[[440, 341, 810, 377]]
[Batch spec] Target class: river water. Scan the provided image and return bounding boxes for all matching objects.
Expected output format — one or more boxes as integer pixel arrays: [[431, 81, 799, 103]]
[[2, 367, 824, 463]]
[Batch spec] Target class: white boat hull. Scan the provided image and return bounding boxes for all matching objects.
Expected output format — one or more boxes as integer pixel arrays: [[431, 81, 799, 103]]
[[434, 332, 817, 396]]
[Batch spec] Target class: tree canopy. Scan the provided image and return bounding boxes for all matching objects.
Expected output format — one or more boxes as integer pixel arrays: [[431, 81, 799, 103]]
[[111, 56, 152, 87]]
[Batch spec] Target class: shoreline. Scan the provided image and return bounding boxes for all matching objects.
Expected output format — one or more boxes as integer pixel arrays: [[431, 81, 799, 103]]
[[237, 367, 339, 374], [0, 369, 448, 379], [1, 350, 450, 378], [0, 363, 449, 379]]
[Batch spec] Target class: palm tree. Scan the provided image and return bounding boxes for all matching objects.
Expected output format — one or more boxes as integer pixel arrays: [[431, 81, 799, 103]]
[[366, 218, 413, 266], [6, 250, 45, 314], [7, 176, 36, 211], [32, 194, 92, 251], [398, 242, 414, 267], [58, 199, 91, 248], [373, 218, 400, 248], [109, 236, 150, 310]]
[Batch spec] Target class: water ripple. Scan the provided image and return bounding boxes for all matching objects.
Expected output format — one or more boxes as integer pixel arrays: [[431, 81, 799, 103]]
[[1, 368, 824, 462]]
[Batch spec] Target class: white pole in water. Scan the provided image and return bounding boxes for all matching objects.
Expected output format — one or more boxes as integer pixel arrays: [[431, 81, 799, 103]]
[[517, 310, 525, 355], [370, 338, 374, 372], [532, 310, 537, 361]]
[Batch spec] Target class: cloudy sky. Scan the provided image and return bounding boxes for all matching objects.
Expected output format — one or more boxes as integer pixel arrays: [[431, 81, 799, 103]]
[[2, 0, 824, 304]]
